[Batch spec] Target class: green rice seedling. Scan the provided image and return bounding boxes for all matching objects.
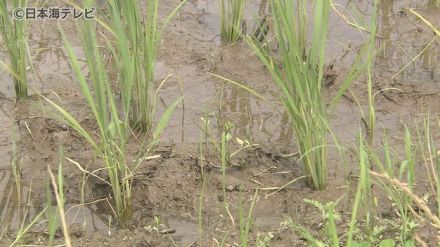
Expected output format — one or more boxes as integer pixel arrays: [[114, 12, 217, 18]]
[[247, 0, 378, 190], [246, 0, 331, 190], [238, 188, 258, 247], [45, 180, 59, 246], [0, 0, 28, 100], [219, 0, 246, 43], [106, 0, 186, 132], [46, 147, 72, 247], [45, 0, 182, 223]]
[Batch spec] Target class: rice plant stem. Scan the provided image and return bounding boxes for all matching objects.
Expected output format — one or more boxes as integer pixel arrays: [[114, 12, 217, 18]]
[[48, 165, 73, 247], [219, 0, 246, 42], [0, 0, 28, 100]]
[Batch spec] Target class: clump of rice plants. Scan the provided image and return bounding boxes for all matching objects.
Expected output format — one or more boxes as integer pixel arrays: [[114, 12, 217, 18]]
[[247, 0, 331, 190], [219, 0, 246, 43], [107, 0, 186, 132], [0, 0, 28, 100], [246, 0, 375, 190], [45, 0, 182, 223]]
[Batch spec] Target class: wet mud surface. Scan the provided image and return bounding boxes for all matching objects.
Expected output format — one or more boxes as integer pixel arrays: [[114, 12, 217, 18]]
[[1, 0, 440, 246]]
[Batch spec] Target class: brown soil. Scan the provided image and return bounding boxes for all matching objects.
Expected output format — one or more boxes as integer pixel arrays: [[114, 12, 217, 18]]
[[1, 0, 440, 246]]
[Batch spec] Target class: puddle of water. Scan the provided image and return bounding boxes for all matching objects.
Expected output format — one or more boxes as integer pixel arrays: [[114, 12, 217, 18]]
[[168, 219, 199, 246], [254, 215, 283, 232], [180, 0, 439, 142], [0, 104, 12, 162], [0, 102, 15, 232], [0, 103, 111, 234], [1, 193, 111, 234], [64, 204, 112, 233], [376, 0, 440, 81]]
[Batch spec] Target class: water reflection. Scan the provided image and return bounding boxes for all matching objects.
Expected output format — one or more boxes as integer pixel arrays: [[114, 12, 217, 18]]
[[374, 0, 440, 80], [258, 0, 268, 15], [216, 79, 294, 147], [377, 0, 394, 60], [217, 81, 253, 139], [0, 170, 111, 234]]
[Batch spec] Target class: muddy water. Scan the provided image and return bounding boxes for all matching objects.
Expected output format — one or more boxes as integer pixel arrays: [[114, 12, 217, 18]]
[[0, 0, 440, 245], [0, 100, 15, 228], [159, 0, 440, 144]]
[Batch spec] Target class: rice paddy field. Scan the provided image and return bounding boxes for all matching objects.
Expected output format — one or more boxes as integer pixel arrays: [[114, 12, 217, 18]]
[[1, 0, 440, 246]]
